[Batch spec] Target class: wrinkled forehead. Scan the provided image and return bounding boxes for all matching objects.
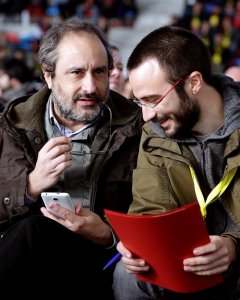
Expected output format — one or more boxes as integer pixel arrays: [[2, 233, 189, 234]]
[[56, 32, 108, 67]]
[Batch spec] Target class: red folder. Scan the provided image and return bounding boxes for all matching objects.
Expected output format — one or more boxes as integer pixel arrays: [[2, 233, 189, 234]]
[[104, 202, 223, 293]]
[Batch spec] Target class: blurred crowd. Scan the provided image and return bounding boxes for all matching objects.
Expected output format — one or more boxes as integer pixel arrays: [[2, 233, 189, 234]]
[[0, 0, 138, 107], [1, 0, 240, 108], [0, 0, 138, 34], [175, 0, 240, 73], [0, 0, 138, 65]]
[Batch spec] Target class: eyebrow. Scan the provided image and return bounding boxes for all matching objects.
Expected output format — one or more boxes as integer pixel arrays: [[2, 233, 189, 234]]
[[137, 93, 163, 101], [116, 62, 123, 67], [67, 65, 108, 72], [96, 65, 108, 71]]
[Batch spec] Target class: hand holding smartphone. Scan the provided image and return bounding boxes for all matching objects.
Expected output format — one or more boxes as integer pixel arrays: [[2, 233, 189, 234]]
[[41, 192, 75, 219]]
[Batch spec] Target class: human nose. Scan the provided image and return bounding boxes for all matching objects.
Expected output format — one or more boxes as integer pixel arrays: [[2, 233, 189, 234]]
[[111, 68, 120, 78], [142, 106, 156, 122], [81, 73, 97, 93]]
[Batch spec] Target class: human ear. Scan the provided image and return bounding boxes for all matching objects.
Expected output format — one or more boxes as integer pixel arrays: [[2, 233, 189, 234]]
[[188, 71, 202, 95], [42, 69, 53, 89]]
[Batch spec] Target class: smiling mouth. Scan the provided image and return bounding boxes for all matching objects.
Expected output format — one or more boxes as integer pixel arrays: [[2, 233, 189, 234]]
[[159, 117, 169, 126]]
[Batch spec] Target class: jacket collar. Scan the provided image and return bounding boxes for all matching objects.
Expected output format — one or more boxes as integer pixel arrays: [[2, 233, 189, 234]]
[[3, 85, 141, 131]]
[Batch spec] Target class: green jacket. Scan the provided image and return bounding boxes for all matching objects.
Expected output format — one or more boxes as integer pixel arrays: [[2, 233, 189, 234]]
[[130, 122, 240, 242]]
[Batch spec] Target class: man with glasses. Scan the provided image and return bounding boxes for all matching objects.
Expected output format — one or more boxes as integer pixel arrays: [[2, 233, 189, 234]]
[[0, 18, 143, 297], [113, 26, 240, 300]]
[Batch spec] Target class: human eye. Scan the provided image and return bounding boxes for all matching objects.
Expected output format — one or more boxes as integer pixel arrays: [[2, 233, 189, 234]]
[[71, 71, 80, 76], [116, 64, 123, 72], [70, 68, 84, 77], [145, 96, 161, 106], [95, 66, 107, 76], [117, 66, 123, 72], [153, 97, 163, 105]]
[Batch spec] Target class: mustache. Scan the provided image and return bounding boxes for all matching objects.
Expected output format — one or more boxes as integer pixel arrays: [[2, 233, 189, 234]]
[[73, 92, 102, 102], [156, 115, 169, 123]]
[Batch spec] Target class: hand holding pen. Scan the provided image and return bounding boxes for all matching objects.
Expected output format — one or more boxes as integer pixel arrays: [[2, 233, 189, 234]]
[[110, 241, 150, 274], [103, 252, 122, 270]]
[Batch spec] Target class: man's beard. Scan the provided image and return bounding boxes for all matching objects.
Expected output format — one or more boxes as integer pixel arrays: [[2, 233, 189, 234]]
[[52, 82, 109, 123], [171, 92, 200, 138], [156, 91, 200, 139]]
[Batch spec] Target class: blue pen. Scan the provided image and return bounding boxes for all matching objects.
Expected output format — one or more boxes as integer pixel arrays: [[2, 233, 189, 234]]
[[103, 252, 122, 270]]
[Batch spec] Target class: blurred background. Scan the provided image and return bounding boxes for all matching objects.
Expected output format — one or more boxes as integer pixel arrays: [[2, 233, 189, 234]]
[[0, 0, 240, 91]]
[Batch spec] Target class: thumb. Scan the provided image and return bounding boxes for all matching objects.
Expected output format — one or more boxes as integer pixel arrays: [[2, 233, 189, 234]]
[[75, 203, 91, 216]]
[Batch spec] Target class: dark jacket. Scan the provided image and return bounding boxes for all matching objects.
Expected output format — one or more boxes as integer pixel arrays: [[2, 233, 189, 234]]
[[0, 85, 143, 225]]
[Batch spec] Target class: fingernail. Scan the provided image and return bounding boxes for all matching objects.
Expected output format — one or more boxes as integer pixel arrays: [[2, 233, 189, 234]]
[[139, 260, 145, 266]]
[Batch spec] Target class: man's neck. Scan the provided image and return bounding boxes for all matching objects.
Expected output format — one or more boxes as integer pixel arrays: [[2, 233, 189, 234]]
[[192, 85, 224, 136]]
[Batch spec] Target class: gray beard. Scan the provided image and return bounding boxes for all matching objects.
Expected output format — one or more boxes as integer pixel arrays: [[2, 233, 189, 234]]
[[56, 101, 103, 122]]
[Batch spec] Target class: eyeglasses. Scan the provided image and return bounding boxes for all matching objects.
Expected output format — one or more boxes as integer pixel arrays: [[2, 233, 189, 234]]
[[70, 149, 108, 156], [132, 77, 184, 109]]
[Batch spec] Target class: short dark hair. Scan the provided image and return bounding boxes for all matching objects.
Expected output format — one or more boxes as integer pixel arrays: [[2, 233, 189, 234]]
[[127, 26, 212, 84], [38, 17, 113, 73]]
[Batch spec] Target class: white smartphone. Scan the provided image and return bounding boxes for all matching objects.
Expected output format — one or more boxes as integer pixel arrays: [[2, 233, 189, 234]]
[[41, 192, 75, 219]]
